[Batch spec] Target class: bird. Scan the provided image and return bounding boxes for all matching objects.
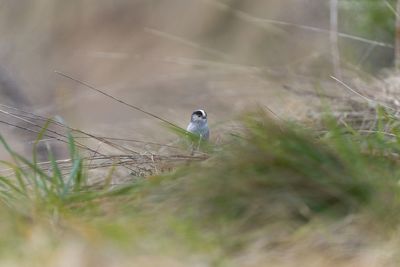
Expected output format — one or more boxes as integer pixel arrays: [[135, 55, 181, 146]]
[[186, 109, 209, 141], [159, 109, 209, 156]]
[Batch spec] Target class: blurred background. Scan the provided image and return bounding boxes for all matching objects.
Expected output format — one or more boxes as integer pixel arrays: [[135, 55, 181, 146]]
[[1, 2, 400, 266], [0, 0, 397, 158]]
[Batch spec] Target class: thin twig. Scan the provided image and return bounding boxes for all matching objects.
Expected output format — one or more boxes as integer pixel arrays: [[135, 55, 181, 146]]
[[54, 71, 183, 131], [263, 105, 282, 121], [330, 76, 397, 111], [330, 0, 342, 78], [384, 0, 399, 17], [0, 102, 141, 156], [0, 108, 100, 155], [144, 27, 231, 60], [0, 119, 95, 153], [204, 0, 393, 48]]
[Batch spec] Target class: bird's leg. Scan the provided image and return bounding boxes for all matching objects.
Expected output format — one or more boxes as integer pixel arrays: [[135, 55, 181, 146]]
[[190, 135, 202, 156], [190, 141, 195, 156], [196, 135, 202, 151]]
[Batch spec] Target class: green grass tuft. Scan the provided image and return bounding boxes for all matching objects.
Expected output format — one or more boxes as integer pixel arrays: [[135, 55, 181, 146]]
[[0, 109, 400, 264]]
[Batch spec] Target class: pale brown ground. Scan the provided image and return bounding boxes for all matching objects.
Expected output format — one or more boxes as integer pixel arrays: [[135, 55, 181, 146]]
[[0, 0, 336, 156], [0, 1, 398, 266]]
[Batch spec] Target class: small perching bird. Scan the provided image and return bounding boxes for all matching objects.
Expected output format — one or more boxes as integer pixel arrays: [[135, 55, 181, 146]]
[[159, 109, 209, 156], [186, 109, 209, 141]]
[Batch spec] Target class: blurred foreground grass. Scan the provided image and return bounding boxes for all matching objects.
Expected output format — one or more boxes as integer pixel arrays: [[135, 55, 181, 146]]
[[0, 109, 400, 266]]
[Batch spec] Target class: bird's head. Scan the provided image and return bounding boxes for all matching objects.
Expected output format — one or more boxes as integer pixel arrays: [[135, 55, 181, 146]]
[[191, 109, 207, 123]]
